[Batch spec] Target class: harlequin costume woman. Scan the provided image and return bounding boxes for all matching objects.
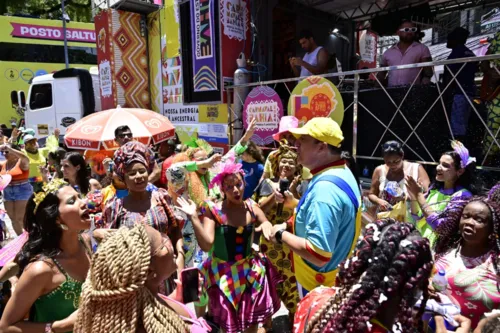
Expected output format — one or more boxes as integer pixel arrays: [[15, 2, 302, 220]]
[[176, 154, 281, 333]]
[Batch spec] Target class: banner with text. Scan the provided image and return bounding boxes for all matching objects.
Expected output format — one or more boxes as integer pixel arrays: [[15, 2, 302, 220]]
[[243, 86, 283, 145], [221, 0, 247, 41], [190, 0, 218, 92]]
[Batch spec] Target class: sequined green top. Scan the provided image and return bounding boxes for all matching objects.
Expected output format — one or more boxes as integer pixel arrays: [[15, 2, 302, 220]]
[[31, 258, 82, 327]]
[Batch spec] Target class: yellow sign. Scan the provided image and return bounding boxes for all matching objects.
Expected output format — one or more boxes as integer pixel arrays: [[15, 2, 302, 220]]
[[287, 76, 345, 126], [163, 0, 181, 59], [199, 104, 228, 123], [0, 16, 96, 127]]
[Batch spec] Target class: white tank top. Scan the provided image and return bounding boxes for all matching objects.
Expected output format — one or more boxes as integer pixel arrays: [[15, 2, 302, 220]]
[[300, 46, 323, 77]]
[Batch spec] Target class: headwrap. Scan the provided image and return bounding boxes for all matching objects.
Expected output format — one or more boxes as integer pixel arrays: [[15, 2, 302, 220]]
[[451, 140, 476, 169], [268, 140, 301, 179], [209, 152, 245, 189], [113, 141, 155, 180]]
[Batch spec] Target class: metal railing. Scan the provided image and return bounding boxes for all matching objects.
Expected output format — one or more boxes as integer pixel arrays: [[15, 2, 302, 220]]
[[226, 53, 500, 174]]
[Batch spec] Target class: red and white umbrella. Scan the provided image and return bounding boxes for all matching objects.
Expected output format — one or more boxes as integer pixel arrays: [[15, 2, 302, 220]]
[[64, 107, 175, 150]]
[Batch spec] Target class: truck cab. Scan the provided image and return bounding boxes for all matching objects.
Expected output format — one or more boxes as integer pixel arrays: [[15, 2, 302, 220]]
[[11, 68, 101, 139]]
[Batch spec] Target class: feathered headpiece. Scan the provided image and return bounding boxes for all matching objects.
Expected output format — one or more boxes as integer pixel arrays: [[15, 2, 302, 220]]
[[451, 140, 476, 169], [209, 152, 245, 189]]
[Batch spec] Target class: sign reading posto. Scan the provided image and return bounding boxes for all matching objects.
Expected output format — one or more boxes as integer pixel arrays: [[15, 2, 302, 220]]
[[10, 23, 96, 43]]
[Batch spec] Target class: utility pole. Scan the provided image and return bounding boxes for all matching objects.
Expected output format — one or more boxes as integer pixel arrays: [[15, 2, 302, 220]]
[[62, 0, 69, 69]]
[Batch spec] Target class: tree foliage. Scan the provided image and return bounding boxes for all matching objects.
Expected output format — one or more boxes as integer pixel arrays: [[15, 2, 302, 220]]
[[0, 0, 93, 23]]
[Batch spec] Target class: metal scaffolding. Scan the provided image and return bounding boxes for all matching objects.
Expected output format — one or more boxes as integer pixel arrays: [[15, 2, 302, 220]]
[[227, 54, 500, 171]]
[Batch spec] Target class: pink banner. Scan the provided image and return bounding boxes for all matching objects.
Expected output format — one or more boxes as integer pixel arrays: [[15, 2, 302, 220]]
[[10, 22, 96, 43]]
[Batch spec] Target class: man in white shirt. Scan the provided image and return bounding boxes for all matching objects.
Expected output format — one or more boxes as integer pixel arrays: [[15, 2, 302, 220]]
[[290, 30, 329, 77]]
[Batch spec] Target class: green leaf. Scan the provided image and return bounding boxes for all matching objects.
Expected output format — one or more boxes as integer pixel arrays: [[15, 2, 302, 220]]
[[454, 270, 480, 288]]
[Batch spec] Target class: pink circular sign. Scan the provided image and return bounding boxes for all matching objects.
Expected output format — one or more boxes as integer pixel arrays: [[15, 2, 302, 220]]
[[243, 86, 284, 145]]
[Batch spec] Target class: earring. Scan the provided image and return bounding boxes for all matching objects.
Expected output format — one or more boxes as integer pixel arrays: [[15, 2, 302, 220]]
[[59, 224, 68, 231]]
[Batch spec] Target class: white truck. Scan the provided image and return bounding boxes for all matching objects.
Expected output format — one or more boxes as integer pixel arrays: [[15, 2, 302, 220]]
[[11, 67, 101, 139]]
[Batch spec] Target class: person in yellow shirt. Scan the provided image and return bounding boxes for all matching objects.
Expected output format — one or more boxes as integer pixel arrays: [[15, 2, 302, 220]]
[[14, 129, 60, 193]]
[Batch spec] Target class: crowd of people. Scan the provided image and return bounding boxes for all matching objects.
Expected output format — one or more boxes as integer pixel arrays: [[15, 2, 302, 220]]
[[0, 114, 497, 333]]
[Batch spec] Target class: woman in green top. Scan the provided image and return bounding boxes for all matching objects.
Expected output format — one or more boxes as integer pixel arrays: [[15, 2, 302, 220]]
[[406, 141, 477, 246], [0, 178, 92, 333]]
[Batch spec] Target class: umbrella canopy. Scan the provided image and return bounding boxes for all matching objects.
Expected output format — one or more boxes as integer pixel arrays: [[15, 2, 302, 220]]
[[64, 107, 175, 151]]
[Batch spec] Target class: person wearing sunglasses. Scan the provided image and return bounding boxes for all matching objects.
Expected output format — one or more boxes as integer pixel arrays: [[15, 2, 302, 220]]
[[377, 20, 433, 87], [368, 140, 430, 220]]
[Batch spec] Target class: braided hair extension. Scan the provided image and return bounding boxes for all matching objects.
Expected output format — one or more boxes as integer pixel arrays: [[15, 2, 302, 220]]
[[488, 182, 500, 204], [434, 197, 500, 291], [74, 225, 187, 333], [307, 219, 433, 333]]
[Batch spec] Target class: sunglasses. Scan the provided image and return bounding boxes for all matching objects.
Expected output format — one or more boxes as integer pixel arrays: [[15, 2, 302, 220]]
[[399, 27, 418, 33], [153, 234, 174, 256], [118, 133, 133, 139]]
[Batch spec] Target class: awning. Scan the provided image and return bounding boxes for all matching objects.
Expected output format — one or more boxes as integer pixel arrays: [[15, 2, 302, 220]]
[[293, 0, 500, 20]]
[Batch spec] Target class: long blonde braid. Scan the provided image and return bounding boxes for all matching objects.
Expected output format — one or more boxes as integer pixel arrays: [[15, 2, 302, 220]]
[[74, 225, 188, 333]]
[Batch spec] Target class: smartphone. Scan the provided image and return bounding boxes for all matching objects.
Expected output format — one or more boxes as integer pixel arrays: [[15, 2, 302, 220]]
[[181, 267, 200, 303]]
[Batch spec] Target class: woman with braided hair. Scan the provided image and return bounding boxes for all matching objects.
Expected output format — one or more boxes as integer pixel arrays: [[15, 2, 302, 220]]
[[293, 219, 434, 333], [0, 178, 92, 333], [407, 141, 476, 246], [433, 197, 500, 329], [75, 224, 208, 333]]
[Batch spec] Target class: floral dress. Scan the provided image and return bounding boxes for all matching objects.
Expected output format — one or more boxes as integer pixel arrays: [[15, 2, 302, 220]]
[[435, 249, 500, 328], [255, 178, 301, 314]]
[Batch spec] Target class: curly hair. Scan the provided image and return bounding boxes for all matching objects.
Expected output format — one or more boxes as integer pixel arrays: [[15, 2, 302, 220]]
[[244, 141, 265, 164], [483, 315, 500, 333], [434, 197, 500, 289], [488, 182, 500, 204], [269, 142, 302, 180], [307, 219, 433, 333], [74, 225, 187, 333]]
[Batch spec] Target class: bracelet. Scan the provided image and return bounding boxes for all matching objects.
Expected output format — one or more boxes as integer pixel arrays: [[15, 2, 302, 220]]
[[45, 323, 55, 333], [275, 229, 286, 244]]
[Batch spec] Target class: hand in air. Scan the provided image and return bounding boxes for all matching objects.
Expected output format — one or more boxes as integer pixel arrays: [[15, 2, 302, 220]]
[[208, 153, 222, 167], [243, 117, 257, 141], [176, 197, 198, 217]]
